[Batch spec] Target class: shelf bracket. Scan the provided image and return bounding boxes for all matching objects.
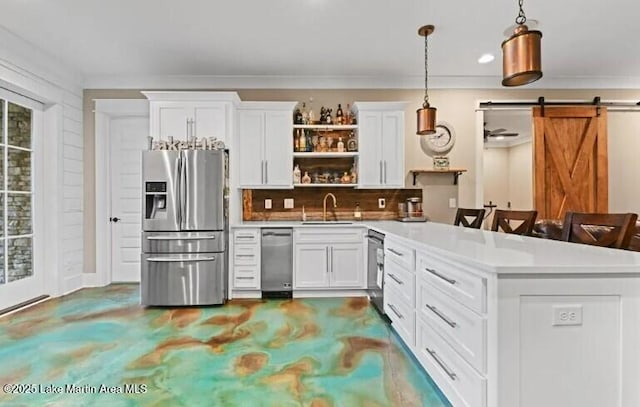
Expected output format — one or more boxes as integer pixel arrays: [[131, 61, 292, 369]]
[[412, 172, 418, 186], [411, 170, 464, 186]]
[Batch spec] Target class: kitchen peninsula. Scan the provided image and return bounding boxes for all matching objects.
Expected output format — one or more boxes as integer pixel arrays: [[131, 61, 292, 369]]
[[231, 220, 640, 407]]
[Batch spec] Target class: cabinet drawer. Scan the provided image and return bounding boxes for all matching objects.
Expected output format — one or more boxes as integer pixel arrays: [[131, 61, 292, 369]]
[[385, 238, 415, 271], [384, 261, 415, 307], [294, 227, 364, 244], [416, 320, 487, 407], [233, 229, 259, 244], [417, 251, 486, 314], [234, 245, 259, 265], [233, 267, 260, 290], [384, 285, 415, 347], [418, 280, 487, 373]]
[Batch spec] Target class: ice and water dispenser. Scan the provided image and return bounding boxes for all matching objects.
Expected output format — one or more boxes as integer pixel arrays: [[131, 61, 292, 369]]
[[145, 182, 167, 220]]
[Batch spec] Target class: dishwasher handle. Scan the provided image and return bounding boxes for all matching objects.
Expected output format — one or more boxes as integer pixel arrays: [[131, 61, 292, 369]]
[[262, 231, 293, 237]]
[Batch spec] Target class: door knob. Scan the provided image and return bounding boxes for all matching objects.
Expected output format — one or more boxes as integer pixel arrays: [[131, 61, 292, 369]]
[[110, 217, 120, 223]]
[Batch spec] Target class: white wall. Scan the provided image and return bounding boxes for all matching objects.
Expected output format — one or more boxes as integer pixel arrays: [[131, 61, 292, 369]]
[[608, 112, 640, 214], [483, 148, 510, 209], [507, 142, 533, 211], [0, 26, 84, 295]]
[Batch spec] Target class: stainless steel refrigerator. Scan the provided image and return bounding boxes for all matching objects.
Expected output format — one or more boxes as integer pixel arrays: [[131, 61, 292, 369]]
[[141, 150, 228, 306]]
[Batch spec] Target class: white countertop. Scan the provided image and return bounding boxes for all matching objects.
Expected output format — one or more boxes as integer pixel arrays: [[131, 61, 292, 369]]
[[233, 220, 640, 274]]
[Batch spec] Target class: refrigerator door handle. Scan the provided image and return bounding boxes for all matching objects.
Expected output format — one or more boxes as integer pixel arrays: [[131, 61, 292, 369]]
[[265, 161, 268, 184], [175, 155, 182, 228], [147, 235, 216, 241], [146, 256, 216, 263], [180, 152, 188, 229]]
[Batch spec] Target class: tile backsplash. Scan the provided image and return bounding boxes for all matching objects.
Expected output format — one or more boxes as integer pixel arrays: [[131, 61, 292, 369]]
[[243, 188, 423, 221]]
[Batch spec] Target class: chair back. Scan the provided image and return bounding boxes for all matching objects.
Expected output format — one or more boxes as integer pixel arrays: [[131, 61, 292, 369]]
[[491, 209, 538, 236], [560, 212, 638, 249], [454, 208, 486, 229]]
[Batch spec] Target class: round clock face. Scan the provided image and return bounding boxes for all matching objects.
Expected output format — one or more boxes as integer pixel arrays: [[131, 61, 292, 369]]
[[425, 122, 455, 154]]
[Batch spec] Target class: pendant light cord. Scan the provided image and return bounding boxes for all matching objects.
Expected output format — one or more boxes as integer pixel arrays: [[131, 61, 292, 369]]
[[423, 34, 429, 107], [516, 0, 527, 25]]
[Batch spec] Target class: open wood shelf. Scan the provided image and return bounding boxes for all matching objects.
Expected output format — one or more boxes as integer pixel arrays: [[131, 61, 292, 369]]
[[409, 168, 467, 185], [293, 124, 358, 130], [294, 183, 357, 188], [293, 152, 358, 158]]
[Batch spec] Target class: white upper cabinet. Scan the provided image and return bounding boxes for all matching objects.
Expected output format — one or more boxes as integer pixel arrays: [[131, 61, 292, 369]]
[[143, 91, 240, 145], [237, 102, 296, 189], [354, 102, 407, 188]]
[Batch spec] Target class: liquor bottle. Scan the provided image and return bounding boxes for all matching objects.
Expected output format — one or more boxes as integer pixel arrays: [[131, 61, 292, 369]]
[[336, 104, 344, 124], [345, 104, 352, 125], [294, 108, 303, 124], [294, 131, 300, 151], [293, 164, 301, 184], [301, 102, 309, 124], [305, 130, 313, 152], [326, 108, 333, 124], [299, 129, 307, 151], [337, 137, 344, 153]]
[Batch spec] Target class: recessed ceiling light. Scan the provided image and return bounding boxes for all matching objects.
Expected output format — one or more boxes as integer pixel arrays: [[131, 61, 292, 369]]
[[478, 53, 495, 64], [495, 135, 505, 140]]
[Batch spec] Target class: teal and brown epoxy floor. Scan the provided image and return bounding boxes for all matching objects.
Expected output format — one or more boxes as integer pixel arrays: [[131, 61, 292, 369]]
[[0, 285, 450, 407]]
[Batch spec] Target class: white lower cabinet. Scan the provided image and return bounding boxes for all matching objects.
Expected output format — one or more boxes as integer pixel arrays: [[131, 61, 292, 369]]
[[416, 319, 487, 407], [231, 228, 261, 290], [293, 227, 366, 290], [384, 284, 415, 346], [293, 244, 330, 288]]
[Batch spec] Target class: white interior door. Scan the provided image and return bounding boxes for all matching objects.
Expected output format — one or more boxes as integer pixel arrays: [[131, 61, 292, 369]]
[[0, 90, 45, 310], [110, 117, 148, 282]]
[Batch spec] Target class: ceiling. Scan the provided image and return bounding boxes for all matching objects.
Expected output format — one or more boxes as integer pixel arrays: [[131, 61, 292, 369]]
[[484, 109, 532, 148], [1, 0, 639, 88]]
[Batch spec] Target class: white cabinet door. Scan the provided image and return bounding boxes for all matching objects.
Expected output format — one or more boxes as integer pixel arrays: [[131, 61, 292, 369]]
[[153, 103, 190, 141], [357, 111, 383, 188], [193, 104, 228, 144], [381, 111, 405, 187], [264, 111, 293, 188], [237, 110, 265, 187], [294, 244, 330, 289], [330, 243, 365, 288]]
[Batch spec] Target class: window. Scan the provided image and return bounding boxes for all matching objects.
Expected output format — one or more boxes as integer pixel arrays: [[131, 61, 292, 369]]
[[0, 99, 34, 284]]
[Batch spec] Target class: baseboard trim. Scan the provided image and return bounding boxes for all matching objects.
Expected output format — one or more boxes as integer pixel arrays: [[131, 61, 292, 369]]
[[293, 290, 367, 298], [82, 273, 111, 287], [63, 274, 83, 295], [0, 295, 50, 318]]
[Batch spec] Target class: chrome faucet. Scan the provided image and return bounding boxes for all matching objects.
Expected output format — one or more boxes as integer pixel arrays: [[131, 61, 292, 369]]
[[323, 193, 337, 221]]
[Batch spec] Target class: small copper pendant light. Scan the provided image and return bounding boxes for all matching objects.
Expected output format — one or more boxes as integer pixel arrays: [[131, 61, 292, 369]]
[[502, 0, 542, 86], [417, 24, 437, 135]]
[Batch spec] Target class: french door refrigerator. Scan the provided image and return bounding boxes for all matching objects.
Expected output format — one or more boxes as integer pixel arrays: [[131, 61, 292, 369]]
[[141, 150, 228, 306]]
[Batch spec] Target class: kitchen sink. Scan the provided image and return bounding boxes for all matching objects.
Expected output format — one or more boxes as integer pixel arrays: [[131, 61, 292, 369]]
[[301, 221, 353, 225]]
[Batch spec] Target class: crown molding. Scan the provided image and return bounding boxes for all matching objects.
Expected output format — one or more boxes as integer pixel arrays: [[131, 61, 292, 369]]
[[83, 73, 640, 90]]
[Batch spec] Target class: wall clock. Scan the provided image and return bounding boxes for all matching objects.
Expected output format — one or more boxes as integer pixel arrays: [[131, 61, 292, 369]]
[[422, 121, 455, 155]]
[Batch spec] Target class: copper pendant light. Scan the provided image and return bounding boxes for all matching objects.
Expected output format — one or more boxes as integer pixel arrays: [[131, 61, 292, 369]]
[[417, 24, 437, 135], [502, 0, 542, 86]]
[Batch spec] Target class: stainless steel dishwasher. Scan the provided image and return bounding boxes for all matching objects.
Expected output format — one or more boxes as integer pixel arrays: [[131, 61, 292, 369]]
[[261, 228, 293, 298]]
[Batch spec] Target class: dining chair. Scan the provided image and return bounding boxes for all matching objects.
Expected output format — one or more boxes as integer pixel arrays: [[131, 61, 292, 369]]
[[454, 208, 486, 229], [491, 209, 538, 236], [560, 212, 638, 249]]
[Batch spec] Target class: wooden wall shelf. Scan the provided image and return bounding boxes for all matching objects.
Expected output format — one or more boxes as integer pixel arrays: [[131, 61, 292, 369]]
[[409, 168, 467, 185]]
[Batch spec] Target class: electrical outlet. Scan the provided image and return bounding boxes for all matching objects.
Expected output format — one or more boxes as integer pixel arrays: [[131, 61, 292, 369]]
[[284, 198, 294, 209], [378, 198, 386, 209], [264, 199, 272, 210], [449, 198, 457, 208], [552, 305, 583, 326]]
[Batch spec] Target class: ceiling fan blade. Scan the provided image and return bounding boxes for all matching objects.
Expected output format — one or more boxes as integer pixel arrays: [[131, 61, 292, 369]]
[[489, 132, 519, 137]]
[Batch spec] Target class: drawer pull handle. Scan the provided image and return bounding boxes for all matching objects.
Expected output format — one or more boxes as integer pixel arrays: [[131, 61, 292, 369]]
[[236, 235, 255, 239], [426, 348, 457, 381], [425, 267, 457, 285], [388, 304, 404, 319], [388, 248, 404, 257], [425, 304, 457, 328], [235, 254, 255, 257], [387, 273, 403, 285], [236, 276, 254, 280]]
